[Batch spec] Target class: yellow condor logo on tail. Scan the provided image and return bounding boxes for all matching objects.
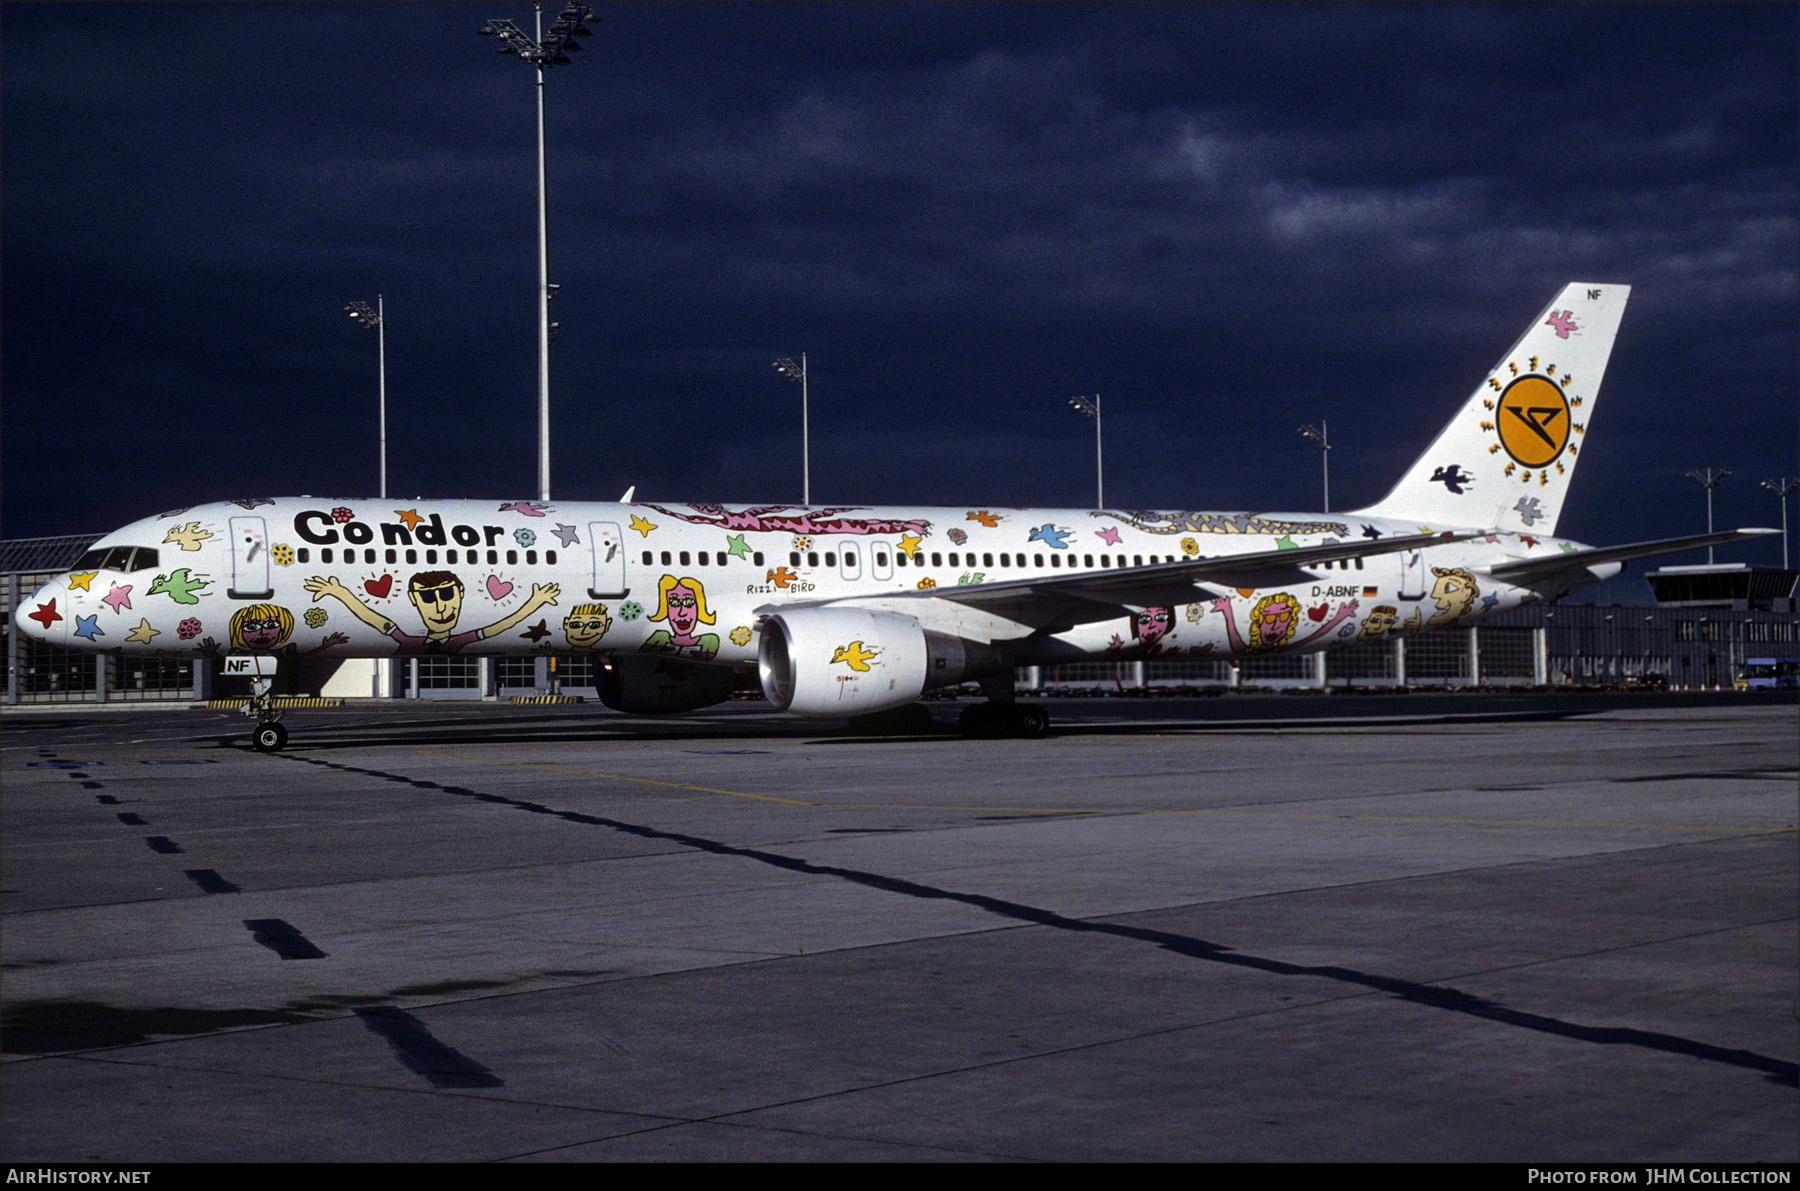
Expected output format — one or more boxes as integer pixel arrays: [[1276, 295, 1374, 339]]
[[831, 640, 881, 672]]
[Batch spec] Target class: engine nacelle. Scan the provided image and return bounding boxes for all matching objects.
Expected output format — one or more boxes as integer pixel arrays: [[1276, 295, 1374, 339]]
[[758, 607, 1002, 717], [597, 653, 739, 715]]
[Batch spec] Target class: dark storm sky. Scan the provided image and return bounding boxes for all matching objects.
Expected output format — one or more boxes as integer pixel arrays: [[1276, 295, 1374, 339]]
[[3, 2, 1795, 581]]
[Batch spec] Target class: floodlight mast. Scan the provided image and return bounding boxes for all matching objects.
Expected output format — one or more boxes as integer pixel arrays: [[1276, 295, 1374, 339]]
[[1686, 468, 1730, 563], [1761, 477, 1797, 569], [774, 354, 810, 504], [1068, 394, 1102, 508], [344, 296, 386, 499], [1298, 421, 1330, 512], [478, 3, 597, 501]]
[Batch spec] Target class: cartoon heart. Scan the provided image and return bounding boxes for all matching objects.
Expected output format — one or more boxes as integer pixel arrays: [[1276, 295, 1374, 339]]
[[1308, 603, 1329, 622], [486, 575, 514, 601], [364, 575, 392, 598]]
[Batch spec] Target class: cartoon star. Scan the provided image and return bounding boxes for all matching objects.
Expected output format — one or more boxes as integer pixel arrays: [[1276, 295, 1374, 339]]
[[1361, 525, 1383, 540], [73, 614, 104, 641], [126, 618, 161, 644], [395, 509, 425, 530], [1275, 536, 1297, 550], [897, 533, 923, 559], [725, 533, 752, 559], [629, 514, 657, 537], [102, 583, 133, 615], [68, 571, 98, 592], [28, 600, 61, 630], [553, 524, 581, 548], [520, 619, 551, 643], [1096, 527, 1122, 546]]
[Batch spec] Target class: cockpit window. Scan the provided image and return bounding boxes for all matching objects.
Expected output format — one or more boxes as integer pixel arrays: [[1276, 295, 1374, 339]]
[[74, 546, 159, 573]]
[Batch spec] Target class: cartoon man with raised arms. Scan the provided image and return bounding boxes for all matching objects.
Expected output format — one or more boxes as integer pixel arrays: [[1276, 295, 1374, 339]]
[[304, 570, 559, 653]]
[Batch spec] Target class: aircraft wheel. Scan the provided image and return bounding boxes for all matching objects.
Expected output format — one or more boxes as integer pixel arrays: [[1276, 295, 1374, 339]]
[[252, 721, 288, 753], [1009, 704, 1050, 738], [958, 703, 1007, 739]]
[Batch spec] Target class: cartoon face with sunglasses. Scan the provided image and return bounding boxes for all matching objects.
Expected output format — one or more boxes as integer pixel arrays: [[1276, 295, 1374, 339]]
[[304, 569, 560, 653]]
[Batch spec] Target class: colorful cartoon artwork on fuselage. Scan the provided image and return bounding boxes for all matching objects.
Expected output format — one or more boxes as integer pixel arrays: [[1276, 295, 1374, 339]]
[[1093, 510, 1349, 537], [1130, 606, 1174, 656], [303, 570, 561, 653], [1427, 567, 1480, 626], [562, 603, 614, 653], [639, 504, 932, 538], [1210, 592, 1360, 655], [1357, 604, 1401, 641], [642, 575, 719, 660], [225, 602, 347, 657]]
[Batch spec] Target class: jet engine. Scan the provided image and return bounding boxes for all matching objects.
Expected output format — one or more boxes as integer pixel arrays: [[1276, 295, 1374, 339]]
[[758, 607, 1003, 716], [596, 654, 739, 715]]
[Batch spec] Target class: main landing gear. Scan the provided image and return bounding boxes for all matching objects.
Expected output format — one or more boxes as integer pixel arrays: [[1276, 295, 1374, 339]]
[[958, 671, 1050, 738], [958, 701, 1049, 738]]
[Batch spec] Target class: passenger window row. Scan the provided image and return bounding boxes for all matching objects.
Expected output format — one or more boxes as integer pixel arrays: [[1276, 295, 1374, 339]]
[[295, 548, 559, 567], [638, 550, 767, 567]]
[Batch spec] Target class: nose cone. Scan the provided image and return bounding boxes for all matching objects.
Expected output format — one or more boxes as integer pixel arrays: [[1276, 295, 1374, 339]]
[[14, 580, 68, 643]]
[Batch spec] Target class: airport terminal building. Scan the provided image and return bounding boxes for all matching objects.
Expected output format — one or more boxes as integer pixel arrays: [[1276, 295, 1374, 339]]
[[6, 533, 1795, 704]]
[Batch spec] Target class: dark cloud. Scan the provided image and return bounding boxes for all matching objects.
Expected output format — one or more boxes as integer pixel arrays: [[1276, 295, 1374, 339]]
[[4, 2, 1795, 580]]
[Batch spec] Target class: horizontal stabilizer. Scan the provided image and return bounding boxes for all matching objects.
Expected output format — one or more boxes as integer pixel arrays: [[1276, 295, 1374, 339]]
[[1486, 528, 1778, 585]]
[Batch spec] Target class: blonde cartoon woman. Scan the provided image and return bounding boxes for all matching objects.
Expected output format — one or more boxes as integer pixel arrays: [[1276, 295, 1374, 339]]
[[228, 602, 346, 656], [643, 575, 720, 660]]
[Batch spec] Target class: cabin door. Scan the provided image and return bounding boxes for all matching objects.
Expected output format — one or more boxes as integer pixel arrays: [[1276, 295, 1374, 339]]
[[228, 516, 273, 599], [588, 521, 628, 598]]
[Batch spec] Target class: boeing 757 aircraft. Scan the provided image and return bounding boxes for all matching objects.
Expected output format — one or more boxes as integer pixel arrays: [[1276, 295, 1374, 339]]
[[14, 283, 1772, 749]]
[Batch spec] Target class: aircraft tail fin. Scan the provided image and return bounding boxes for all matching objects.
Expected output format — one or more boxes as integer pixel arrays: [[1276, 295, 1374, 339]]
[[1353, 283, 1630, 535]]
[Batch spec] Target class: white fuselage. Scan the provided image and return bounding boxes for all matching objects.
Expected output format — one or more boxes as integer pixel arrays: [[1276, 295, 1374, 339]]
[[16, 497, 1606, 690]]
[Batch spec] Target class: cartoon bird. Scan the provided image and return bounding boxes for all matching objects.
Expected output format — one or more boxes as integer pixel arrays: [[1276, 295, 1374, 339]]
[[831, 640, 881, 672], [162, 522, 215, 552], [1028, 524, 1072, 549], [148, 568, 212, 605], [1429, 465, 1474, 494]]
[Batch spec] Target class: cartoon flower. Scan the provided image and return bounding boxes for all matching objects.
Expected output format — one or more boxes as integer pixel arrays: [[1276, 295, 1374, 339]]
[[947, 528, 968, 545], [792, 535, 813, 551], [1185, 602, 1204, 623], [916, 577, 937, 589], [177, 617, 202, 640], [514, 528, 537, 548], [619, 601, 643, 621], [1181, 537, 1199, 556], [304, 607, 328, 628], [729, 625, 752, 647], [331, 507, 355, 523], [271, 543, 295, 566]]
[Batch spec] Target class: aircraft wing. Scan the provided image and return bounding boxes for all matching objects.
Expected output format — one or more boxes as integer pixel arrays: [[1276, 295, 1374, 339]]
[[1485, 528, 1778, 585], [759, 531, 1478, 631]]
